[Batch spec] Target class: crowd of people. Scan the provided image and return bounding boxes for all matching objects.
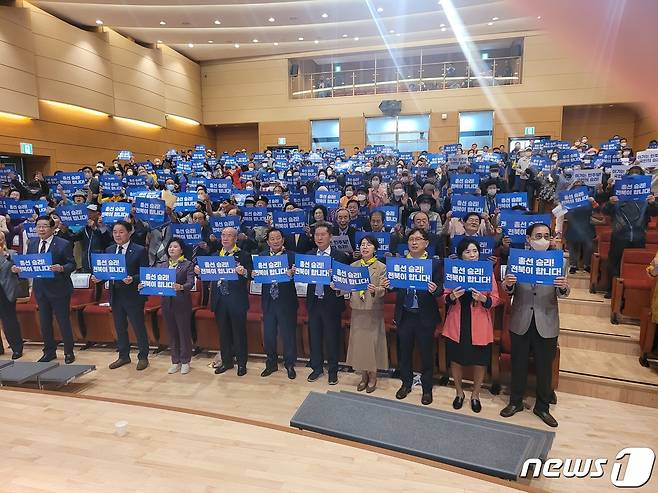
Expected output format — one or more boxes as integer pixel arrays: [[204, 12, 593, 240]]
[[0, 134, 657, 428]]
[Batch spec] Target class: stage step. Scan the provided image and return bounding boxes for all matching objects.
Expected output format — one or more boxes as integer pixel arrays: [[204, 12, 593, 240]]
[[559, 297, 610, 318], [559, 313, 640, 355]]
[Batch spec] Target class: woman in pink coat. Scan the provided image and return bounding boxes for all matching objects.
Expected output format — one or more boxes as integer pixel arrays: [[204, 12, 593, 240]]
[[442, 238, 501, 413]]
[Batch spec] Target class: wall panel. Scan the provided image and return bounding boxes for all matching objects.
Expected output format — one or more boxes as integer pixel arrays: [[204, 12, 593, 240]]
[[562, 105, 637, 148]]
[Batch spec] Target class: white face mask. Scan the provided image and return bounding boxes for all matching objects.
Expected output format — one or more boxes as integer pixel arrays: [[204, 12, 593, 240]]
[[371, 180, 380, 187], [357, 194, 367, 202], [530, 238, 550, 251], [364, 166, 372, 173], [490, 172, 499, 178], [393, 189, 404, 198], [345, 190, 354, 197], [420, 203, 431, 212]]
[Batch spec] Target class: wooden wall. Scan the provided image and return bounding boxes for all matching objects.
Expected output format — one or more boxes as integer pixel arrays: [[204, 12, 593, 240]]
[[634, 110, 658, 151], [216, 123, 259, 155], [562, 105, 637, 148], [259, 120, 310, 150]]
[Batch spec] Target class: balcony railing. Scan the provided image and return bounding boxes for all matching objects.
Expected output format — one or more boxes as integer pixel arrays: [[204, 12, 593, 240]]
[[290, 56, 522, 99]]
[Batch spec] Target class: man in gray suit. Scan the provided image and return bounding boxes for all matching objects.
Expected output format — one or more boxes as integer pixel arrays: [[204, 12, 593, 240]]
[[499, 223, 570, 428]]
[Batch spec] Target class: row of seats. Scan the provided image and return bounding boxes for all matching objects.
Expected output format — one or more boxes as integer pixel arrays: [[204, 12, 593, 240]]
[[16, 273, 558, 393]]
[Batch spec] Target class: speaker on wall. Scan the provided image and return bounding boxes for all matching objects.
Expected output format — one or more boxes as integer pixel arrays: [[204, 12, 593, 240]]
[[379, 100, 402, 116], [289, 63, 299, 77]]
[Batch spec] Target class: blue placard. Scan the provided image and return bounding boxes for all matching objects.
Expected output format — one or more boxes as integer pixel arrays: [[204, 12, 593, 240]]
[[331, 260, 370, 292], [444, 144, 459, 155], [14, 253, 54, 278], [101, 202, 131, 224], [451, 195, 485, 219], [135, 197, 166, 224], [451, 235, 496, 259], [242, 207, 268, 227], [44, 175, 59, 188], [345, 174, 364, 187], [262, 193, 285, 210], [100, 174, 123, 196], [194, 144, 206, 152], [117, 150, 133, 160], [495, 192, 528, 210], [314, 190, 340, 209], [508, 248, 564, 285], [240, 171, 257, 182], [57, 172, 86, 193], [499, 212, 552, 243], [174, 192, 198, 212], [450, 173, 480, 193], [601, 150, 621, 166], [601, 141, 620, 151], [155, 169, 172, 185], [191, 158, 206, 173], [252, 255, 291, 284], [613, 175, 651, 202], [56, 204, 87, 226], [288, 192, 314, 209], [355, 231, 391, 257], [176, 160, 192, 174], [385, 257, 432, 290], [125, 175, 146, 188], [374, 205, 400, 227], [206, 179, 233, 200], [126, 188, 160, 199], [558, 150, 581, 165], [91, 253, 127, 281], [171, 223, 202, 243], [139, 267, 176, 296], [559, 186, 590, 210], [294, 253, 331, 284], [6, 200, 46, 219], [444, 258, 493, 292], [188, 176, 207, 189], [23, 222, 38, 239], [209, 216, 240, 236], [572, 168, 603, 186], [196, 255, 238, 281], [299, 166, 317, 181], [272, 210, 306, 234]]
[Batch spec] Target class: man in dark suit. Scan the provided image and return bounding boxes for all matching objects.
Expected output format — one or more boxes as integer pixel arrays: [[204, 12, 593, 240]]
[[306, 222, 351, 385], [259, 227, 298, 379], [211, 226, 253, 376], [13, 216, 76, 363], [91, 220, 150, 370], [331, 207, 357, 254], [382, 227, 443, 405]]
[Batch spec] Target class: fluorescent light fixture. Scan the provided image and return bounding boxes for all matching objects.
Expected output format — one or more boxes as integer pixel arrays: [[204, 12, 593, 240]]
[[298, 37, 304, 40], [440, 23, 446, 27], [166, 114, 200, 126], [159, 20, 166, 25], [43, 100, 108, 117], [188, 43, 194, 47], [389, 29, 395, 33], [234, 43, 240, 48], [440, 27, 447, 31], [377, 7, 384, 13], [208, 40, 213, 43], [492, 17, 499, 21], [268, 17, 275, 22], [157, 40, 162, 43], [273, 42, 279, 46], [95, 19, 103, 25], [342, 34, 348, 38], [314, 39, 319, 44], [321, 13, 329, 18], [113, 116, 160, 129], [537, 15, 542, 19], [252, 39, 259, 43], [214, 19, 221, 25], [353, 36, 359, 41], [0, 111, 31, 121], [487, 22, 494, 25]]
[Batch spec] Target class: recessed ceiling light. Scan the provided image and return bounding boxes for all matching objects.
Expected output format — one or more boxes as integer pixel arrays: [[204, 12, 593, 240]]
[[214, 19, 221, 25], [252, 39, 259, 43], [314, 40, 319, 44], [377, 7, 384, 13], [187, 43, 194, 48], [234, 43, 240, 48], [440, 23, 445, 27], [389, 29, 395, 34], [95, 19, 103, 25], [353, 36, 359, 41], [268, 17, 275, 22], [274, 42, 279, 46], [396, 33, 401, 36], [321, 13, 329, 19], [157, 40, 162, 43], [537, 15, 542, 19], [159, 20, 166, 25], [440, 27, 447, 32], [208, 40, 213, 43], [487, 22, 494, 26], [342, 34, 348, 38], [492, 17, 499, 21], [298, 37, 304, 41]]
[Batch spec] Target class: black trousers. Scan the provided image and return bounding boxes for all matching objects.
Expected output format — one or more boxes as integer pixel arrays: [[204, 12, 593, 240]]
[[215, 304, 248, 367], [263, 303, 297, 369], [308, 304, 341, 375], [607, 237, 645, 291], [112, 298, 149, 361], [510, 317, 557, 413], [0, 288, 22, 354], [36, 292, 74, 357], [398, 310, 435, 393]]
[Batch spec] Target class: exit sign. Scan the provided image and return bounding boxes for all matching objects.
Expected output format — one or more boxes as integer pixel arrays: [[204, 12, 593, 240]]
[[20, 142, 33, 154], [524, 127, 535, 135], [277, 137, 286, 145]]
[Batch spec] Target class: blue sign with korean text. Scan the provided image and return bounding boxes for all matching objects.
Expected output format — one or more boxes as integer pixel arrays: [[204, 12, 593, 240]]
[[559, 186, 590, 210], [196, 256, 238, 281], [125, 175, 146, 188], [206, 179, 233, 200], [209, 216, 240, 236], [135, 197, 166, 224], [508, 248, 564, 285], [495, 192, 528, 210], [91, 253, 126, 281], [139, 267, 176, 296], [444, 258, 493, 292], [451, 235, 496, 259], [374, 205, 400, 227], [272, 210, 306, 234], [100, 175, 122, 196], [56, 205, 87, 226], [355, 231, 391, 257], [252, 255, 291, 284], [171, 223, 202, 243], [451, 195, 485, 219], [613, 175, 651, 202], [101, 202, 131, 224], [173, 192, 198, 212], [450, 173, 480, 193], [331, 260, 370, 292], [385, 257, 433, 290], [57, 172, 86, 193], [294, 253, 331, 284], [242, 207, 268, 227], [315, 190, 340, 208], [6, 200, 47, 219], [499, 212, 552, 243], [14, 253, 54, 278]]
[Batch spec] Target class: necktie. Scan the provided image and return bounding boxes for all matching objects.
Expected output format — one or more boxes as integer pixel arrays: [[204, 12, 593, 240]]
[[404, 288, 418, 309], [117, 245, 124, 255], [270, 280, 279, 300], [40, 240, 47, 253], [315, 250, 326, 299]]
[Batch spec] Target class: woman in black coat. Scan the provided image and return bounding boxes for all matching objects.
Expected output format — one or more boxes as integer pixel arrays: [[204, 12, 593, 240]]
[[0, 231, 23, 358]]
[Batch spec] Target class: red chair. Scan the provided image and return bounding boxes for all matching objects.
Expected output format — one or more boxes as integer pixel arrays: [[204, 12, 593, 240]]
[[80, 286, 116, 344], [590, 228, 612, 293], [246, 293, 265, 355], [193, 289, 219, 350], [611, 249, 656, 324], [63, 286, 98, 342], [16, 290, 40, 342], [639, 305, 655, 367]]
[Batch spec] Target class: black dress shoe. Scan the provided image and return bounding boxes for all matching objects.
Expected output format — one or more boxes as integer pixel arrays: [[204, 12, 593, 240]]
[[38, 354, 56, 363], [64, 354, 75, 365], [307, 370, 323, 382], [452, 394, 465, 410], [136, 359, 149, 371], [569, 266, 577, 274], [11, 352, 23, 360], [328, 373, 338, 385], [214, 364, 234, 375], [550, 391, 558, 405], [237, 366, 247, 376], [584, 266, 591, 273], [286, 367, 296, 380], [604, 291, 612, 299], [421, 392, 433, 405], [260, 367, 277, 377], [470, 398, 482, 413], [533, 409, 558, 428], [500, 403, 524, 418], [109, 357, 130, 369], [396, 385, 411, 400]]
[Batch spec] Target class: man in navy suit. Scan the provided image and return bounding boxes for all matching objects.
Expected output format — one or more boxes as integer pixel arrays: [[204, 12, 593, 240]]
[[305, 222, 350, 385], [259, 227, 298, 379], [91, 220, 150, 370], [210, 226, 253, 376], [13, 216, 76, 363]]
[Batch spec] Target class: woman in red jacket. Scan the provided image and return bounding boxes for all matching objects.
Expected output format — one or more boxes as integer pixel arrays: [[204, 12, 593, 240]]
[[442, 238, 501, 413]]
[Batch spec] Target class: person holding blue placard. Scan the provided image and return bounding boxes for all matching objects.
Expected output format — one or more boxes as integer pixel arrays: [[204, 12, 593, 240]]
[[92, 220, 150, 371], [12, 216, 76, 364], [500, 223, 570, 428], [562, 180, 598, 274], [345, 235, 388, 393], [0, 231, 23, 359], [210, 226, 253, 377], [442, 239, 501, 413], [259, 227, 298, 380], [60, 203, 112, 273], [381, 227, 443, 406], [332, 208, 357, 255]]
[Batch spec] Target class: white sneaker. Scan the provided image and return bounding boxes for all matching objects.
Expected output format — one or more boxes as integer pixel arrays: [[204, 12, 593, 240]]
[[168, 363, 181, 374], [181, 363, 190, 375]]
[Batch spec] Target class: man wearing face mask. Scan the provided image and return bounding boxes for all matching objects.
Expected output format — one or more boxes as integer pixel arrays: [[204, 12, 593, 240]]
[[481, 180, 500, 215], [500, 223, 569, 428], [482, 165, 508, 194]]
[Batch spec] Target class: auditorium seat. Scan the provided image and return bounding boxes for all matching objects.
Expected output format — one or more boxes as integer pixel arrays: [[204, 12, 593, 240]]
[[127, 295, 160, 346], [193, 300, 218, 351], [246, 293, 265, 355], [590, 227, 612, 293], [610, 249, 656, 324], [639, 305, 655, 367], [16, 290, 40, 343], [62, 285, 98, 342], [297, 301, 310, 358], [80, 286, 116, 344]]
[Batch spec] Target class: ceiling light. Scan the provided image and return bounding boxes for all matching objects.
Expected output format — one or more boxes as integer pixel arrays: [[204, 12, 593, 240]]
[[113, 116, 160, 129], [321, 13, 328, 18], [157, 40, 162, 43], [492, 17, 499, 21], [268, 17, 275, 22], [389, 29, 395, 34], [342, 34, 348, 38], [440, 23, 445, 27], [0, 111, 31, 121], [95, 19, 103, 25], [377, 7, 384, 13], [43, 100, 108, 117], [396, 33, 401, 36], [487, 22, 494, 26], [314, 40, 319, 44], [252, 39, 259, 43], [166, 114, 200, 126], [214, 19, 221, 25], [298, 37, 304, 41], [234, 43, 240, 48], [188, 43, 194, 48], [159, 20, 166, 25], [440, 27, 447, 31], [537, 15, 542, 19], [353, 36, 359, 41], [274, 42, 279, 46], [208, 40, 213, 43]]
